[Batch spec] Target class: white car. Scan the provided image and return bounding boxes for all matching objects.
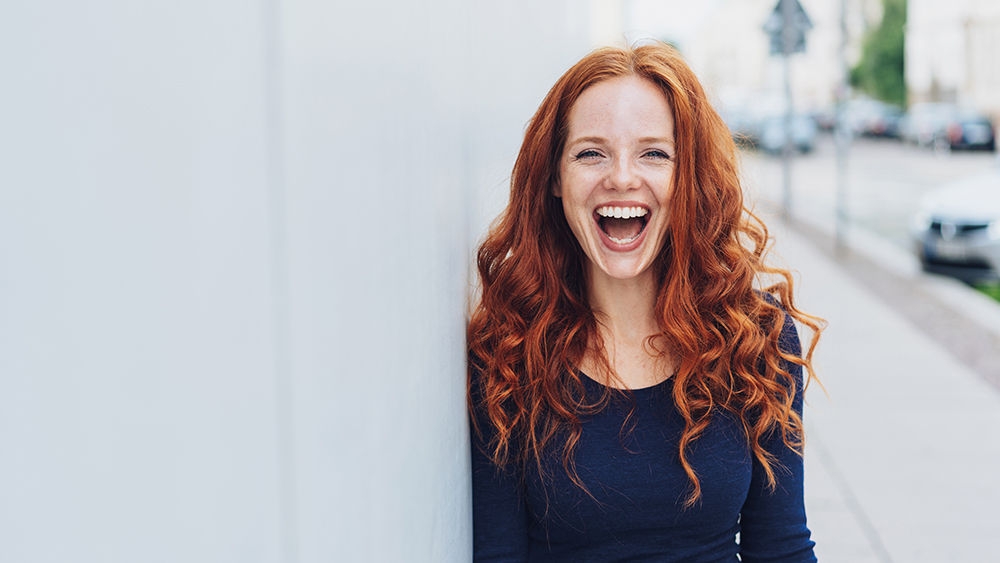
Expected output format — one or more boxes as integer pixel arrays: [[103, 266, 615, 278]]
[[912, 167, 1000, 283]]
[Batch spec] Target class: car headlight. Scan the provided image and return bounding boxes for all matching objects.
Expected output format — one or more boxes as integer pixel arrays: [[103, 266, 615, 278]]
[[989, 220, 1000, 240], [911, 211, 932, 234]]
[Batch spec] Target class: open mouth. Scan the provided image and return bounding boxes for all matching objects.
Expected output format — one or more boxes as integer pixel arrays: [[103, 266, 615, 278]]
[[595, 205, 649, 245]]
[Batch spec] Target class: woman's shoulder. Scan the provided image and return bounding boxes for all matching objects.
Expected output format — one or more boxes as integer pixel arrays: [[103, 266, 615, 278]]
[[753, 288, 799, 342], [753, 287, 783, 309]]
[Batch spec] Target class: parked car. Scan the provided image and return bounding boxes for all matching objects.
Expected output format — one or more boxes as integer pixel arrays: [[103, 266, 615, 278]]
[[900, 103, 997, 151], [944, 110, 996, 151], [741, 113, 817, 155], [912, 168, 1000, 283], [844, 98, 903, 138], [900, 102, 958, 147], [808, 107, 836, 132]]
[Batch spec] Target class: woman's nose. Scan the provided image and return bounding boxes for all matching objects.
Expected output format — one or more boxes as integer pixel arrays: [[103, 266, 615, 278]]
[[608, 157, 639, 191]]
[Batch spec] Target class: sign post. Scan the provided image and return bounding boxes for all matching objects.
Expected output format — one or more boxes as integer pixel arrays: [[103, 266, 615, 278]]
[[834, 0, 851, 254], [763, 0, 813, 56], [763, 0, 812, 221]]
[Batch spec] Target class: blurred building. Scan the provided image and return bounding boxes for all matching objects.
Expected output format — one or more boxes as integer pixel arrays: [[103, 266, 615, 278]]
[[907, 0, 1000, 117], [626, 0, 881, 115]]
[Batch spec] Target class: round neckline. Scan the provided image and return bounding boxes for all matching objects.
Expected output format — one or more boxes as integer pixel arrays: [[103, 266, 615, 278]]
[[579, 370, 674, 394]]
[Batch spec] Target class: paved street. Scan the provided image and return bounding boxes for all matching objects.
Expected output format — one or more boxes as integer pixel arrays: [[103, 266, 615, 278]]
[[744, 142, 1000, 561], [741, 135, 999, 248]]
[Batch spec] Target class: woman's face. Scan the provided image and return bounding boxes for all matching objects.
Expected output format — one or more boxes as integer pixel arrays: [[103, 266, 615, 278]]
[[555, 75, 676, 284]]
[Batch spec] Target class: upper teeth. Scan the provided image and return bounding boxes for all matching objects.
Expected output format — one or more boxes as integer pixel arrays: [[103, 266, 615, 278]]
[[597, 206, 648, 219]]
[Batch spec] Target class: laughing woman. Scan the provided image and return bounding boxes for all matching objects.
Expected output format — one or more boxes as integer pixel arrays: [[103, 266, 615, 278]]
[[467, 42, 824, 562]]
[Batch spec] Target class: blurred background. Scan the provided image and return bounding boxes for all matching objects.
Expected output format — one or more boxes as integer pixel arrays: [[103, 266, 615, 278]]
[[1, 0, 998, 562]]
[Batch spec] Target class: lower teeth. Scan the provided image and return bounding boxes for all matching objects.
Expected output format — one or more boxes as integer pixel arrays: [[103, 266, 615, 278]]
[[608, 233, 640, 244]]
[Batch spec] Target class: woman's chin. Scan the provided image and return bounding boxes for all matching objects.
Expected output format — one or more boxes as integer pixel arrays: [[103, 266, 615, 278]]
[[587, 256, 655, 282]]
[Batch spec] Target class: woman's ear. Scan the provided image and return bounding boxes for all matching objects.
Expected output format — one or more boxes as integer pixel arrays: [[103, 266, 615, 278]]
[[552, 179, 561, 198]]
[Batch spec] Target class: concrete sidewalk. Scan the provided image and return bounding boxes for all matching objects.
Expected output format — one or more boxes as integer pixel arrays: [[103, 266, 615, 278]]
[[762, 216, 1000, 562]]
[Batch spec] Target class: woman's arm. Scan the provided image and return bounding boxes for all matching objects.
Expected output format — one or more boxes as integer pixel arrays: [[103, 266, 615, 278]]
[[469, 370, 530, 561], [738, 312, 817, 563]]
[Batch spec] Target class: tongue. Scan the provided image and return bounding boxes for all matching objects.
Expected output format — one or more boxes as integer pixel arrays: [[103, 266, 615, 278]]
[[603, 217, 643, 240]]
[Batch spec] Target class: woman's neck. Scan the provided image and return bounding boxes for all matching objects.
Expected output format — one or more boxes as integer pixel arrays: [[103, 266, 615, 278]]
[[586, 268, 659, 339], [583, 268, 673, 389]]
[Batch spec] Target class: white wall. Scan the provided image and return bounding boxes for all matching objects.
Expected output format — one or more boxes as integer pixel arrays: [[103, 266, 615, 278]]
[[0, 1, 589, 561]]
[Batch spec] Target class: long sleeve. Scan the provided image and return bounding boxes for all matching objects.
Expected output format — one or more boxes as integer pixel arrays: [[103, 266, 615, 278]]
[[738, 313, 817, 562], [469, 371, 530, 562]]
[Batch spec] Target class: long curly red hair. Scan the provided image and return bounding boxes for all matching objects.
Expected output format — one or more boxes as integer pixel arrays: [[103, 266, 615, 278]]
[[468, 43, 823, 504]]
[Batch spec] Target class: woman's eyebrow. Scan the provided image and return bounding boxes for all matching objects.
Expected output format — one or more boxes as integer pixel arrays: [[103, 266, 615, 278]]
[[637, 136, 675, 146], [566, 136, 674, 145], [565, 135, 607, 145]]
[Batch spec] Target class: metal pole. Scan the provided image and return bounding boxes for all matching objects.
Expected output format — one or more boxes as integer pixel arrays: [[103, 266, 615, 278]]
[[781, 0, 795, 221], [834, 0, 850, 253]]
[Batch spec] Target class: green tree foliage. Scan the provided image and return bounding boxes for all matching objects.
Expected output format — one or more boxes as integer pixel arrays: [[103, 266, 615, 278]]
[[850, 0, 906, 106]]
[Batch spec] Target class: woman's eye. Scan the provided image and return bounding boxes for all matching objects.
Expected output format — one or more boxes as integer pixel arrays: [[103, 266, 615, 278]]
[[575, 149, 602, 160], [644, 149, 672, 160]]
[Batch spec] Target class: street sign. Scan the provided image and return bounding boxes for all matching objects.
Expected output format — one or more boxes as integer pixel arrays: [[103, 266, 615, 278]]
[[763, 0, 813, 55]]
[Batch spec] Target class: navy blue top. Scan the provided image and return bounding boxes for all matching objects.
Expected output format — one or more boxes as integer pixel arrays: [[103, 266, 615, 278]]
[[470, 315, 815, 562]]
